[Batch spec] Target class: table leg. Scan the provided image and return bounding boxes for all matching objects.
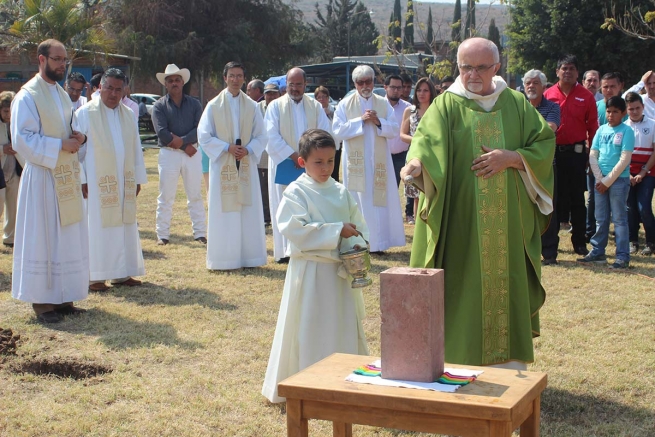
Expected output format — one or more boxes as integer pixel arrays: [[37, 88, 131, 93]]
[[520, 395, 541, 437], [286, 399, 308, 437], [489, 421, 513, 437], [333, 421, 352, 437]]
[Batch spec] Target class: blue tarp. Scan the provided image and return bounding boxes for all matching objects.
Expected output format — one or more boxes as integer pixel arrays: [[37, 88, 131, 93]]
[[265, 75, 286, 88]]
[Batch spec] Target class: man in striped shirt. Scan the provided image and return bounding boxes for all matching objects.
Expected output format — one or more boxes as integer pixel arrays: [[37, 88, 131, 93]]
[[625, 92, 655, 255]]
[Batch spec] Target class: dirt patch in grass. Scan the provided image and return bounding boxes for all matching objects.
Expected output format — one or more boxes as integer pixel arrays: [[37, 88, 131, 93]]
[[0, 328, 20, 356], [10, 358, 112, 380]]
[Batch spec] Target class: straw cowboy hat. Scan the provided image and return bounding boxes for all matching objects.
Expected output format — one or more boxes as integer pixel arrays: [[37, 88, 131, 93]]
[[156, 64, 191, 85]]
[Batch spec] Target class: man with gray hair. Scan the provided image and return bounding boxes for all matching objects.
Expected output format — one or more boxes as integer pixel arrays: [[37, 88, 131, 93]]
[[583, 70, 603, 102], [402, 38, 555, 368], [247, 79, 265, 102], [333, 65, 404, 253], [524, 68, 561, 265]]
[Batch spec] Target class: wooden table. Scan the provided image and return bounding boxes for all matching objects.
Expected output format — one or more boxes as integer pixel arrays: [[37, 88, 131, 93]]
[[277, 353, 547, 437]]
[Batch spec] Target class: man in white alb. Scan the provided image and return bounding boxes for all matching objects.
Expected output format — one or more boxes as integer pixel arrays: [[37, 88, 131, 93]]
[[10, 39, 89, 323], [332, 65, 404, 253], [265, 67, 330, 263], [198, 61, 267, 270], [75, 68, 148, 291]]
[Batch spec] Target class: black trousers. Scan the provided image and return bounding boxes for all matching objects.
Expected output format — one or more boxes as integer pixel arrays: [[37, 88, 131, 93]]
[[331, 148, 342, 181], [541, 164, 559, 259], [555, 149, 588, 248]]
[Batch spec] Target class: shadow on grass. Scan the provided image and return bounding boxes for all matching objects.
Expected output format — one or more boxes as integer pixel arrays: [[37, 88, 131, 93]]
[[138, 229, 207, 249], [142, 249, 167, 260], [540, 387, 655, 436], [209, 266, 287, 281], [48, 308, 201, 350], [111, 283, 238, 311]]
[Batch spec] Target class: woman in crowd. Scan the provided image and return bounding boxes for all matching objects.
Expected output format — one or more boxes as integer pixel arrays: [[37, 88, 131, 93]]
[[399, 77, 438, 224], [314, 86, 341, 181]]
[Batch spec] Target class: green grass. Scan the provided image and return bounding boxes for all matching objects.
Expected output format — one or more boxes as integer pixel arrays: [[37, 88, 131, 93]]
[[1, 149, 654, 436]]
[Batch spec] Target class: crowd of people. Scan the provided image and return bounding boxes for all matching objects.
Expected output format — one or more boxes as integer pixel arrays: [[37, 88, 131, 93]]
[[1, 36, 653, 404]]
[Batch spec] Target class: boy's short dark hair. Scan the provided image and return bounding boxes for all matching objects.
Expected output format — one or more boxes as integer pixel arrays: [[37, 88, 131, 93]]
[[223, 61, 245, 78], [601, 72, 623, 84], [298, 129, 336, 160], [556, 54, 578, 71], [624, 92, 643, 105], [90, 73, 103, 89], [606, 96, 626, 112]]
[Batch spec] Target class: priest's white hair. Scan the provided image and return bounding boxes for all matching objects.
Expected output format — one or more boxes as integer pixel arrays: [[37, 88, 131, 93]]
[[352, 65, 375, 83]]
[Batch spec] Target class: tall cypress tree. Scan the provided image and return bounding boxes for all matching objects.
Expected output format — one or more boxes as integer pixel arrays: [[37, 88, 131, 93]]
[[426, 6, 434, 52], [392, 0, 402, 52], [452, 0, 462, 42], [465, 0, 476, 38], [404, 0, 414, 52]]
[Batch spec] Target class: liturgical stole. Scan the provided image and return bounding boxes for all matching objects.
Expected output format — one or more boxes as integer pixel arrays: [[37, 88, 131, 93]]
[[209, 90, 255, 212], [344, 94, 389, 206], [278, 94, 320, 154], [87, 98, 138, 227], [22, 74, 83, 226]]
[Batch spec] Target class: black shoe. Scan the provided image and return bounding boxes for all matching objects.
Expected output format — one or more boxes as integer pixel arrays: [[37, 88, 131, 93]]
[[55, 305, 87, 316], [3, 242, 13, 248], [542, 258, 558, 266], [157, 238, 169, 246], [37, 311, 63, 324], [574, 245, 589, 256], [195, 236, 207, 244], [276, 257, 290, 264]]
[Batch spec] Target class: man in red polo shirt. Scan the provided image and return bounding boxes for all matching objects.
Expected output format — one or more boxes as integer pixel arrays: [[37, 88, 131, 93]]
[[544, 55, 599, 256]]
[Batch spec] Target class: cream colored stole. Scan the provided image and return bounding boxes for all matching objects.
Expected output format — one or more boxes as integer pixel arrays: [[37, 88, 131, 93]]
[[209, 90, 255, 212], [22, 74, 82, 226], [87, 98, 137, 227], [278, 94, 319, 153], [344, 94, 389, 206]]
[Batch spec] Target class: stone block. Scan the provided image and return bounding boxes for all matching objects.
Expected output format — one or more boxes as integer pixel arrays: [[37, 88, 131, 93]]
[[380, 267, 444, 382]]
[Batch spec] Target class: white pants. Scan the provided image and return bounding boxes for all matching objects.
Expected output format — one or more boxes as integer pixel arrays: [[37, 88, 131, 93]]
[[0, 170, 19, 244], [156, 147, 206, 240]]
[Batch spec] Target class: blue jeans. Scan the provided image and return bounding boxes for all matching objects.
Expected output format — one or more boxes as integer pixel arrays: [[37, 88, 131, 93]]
[[628, 174, 655, 244], [590, 177, 630, 262], [586, 171, 596, 239]]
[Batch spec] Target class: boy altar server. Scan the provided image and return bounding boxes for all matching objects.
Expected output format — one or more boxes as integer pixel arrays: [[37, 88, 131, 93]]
[[198, 61, 267, 270], [262, 129, 369, 403], [75, 68, 148, 290]]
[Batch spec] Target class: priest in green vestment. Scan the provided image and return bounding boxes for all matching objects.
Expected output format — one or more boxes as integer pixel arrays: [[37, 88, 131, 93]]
[[401, 38, 555, 368]]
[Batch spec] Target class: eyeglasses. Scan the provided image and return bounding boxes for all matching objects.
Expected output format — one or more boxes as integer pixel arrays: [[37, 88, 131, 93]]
[[457, 63, 497, 75], [287, 82, 305, 89], [67, 86, 84, 94], [356, 79, 373, 86], [386, 85, 402, 91], [48, 56, 71, 66]]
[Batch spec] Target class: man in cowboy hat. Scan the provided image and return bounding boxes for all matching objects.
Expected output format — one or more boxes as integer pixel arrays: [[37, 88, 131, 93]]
[[151, 64, 206, 246]]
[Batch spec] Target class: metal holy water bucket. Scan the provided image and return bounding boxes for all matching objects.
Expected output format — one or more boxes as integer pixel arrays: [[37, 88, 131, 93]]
[[338, 230, 373, 288]]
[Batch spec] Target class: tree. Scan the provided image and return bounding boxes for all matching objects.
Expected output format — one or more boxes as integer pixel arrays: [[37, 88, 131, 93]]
[[404, 0, 414, 51], [390, 0, 402, 52], [108, 0, 315, 83], [487, 18, 501, 55], [452, 0, 462, 42], [508, 0, 655, 85], [426, 6, 434, 52], [464, 0, 476, 39], [0, 0, 113, 69], [603, 1, 655, 39], [314, 0, 377, 61]]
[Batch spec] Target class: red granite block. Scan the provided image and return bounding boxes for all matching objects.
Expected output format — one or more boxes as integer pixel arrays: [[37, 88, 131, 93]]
[[380, 267, 444, 382]]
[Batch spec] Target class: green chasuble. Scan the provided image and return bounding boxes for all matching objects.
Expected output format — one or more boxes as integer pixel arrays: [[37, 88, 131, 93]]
[[408, 88, 555, 366]]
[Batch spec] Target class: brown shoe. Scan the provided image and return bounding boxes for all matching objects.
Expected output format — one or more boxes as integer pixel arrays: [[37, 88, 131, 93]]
[[89, 282, 110, 292], [55, 305, 87, 315], [112, 277, 142, 287], [37, 311, 63, 324], [157, 238, 169, 246]]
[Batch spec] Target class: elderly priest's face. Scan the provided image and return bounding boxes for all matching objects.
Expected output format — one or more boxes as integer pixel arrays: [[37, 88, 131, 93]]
[[100, 77, 125, 109]]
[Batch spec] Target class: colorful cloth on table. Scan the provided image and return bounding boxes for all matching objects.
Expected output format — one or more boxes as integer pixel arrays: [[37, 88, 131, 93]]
[[346, 360, 483, 393]]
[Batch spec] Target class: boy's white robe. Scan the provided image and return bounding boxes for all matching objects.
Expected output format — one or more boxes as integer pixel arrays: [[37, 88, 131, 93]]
[[332, 94, 405, 252], [74, 102, 148, 281], [262, 173, 370, 403], [198, 93, 268, 270], [10, 88, 89, 304]]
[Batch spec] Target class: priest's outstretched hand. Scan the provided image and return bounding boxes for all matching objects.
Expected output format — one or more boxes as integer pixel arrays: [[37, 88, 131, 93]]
[[401, 158, 422, 181]]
